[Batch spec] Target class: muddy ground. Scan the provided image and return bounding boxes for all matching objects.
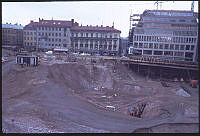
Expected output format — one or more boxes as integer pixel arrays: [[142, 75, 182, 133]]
[[2, 53, 199, 133]]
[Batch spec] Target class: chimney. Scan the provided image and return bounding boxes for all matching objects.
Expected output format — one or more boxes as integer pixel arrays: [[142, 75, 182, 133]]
[[6, 22, 8, 24], [30, 20, 34, 23], [96, 25, 98, 27], [71, 19, 74, 26], [101, 25, 103, 27], [87, 25, 88, 26]]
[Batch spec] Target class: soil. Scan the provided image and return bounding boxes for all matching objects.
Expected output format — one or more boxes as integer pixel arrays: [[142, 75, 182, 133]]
[[2, 54, 199, 133]]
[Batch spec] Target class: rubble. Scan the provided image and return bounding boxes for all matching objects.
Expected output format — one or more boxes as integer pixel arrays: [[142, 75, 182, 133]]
[[175, 88, 191, 97]]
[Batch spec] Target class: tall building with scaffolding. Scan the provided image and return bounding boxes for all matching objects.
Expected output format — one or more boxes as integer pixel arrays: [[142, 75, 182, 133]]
[[129, 9, 198, 62]]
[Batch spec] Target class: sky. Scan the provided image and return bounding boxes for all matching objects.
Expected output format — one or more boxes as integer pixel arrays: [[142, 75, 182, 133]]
[[2, 1, 198, 37]]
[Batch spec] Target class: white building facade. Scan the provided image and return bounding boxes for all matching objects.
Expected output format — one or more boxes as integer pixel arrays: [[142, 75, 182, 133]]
[[132, 10, 198, 62]]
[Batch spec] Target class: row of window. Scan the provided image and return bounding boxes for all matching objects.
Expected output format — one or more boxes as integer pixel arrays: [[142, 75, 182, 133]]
[[38, 32, 69, 37], [73, 39, 117, 45], [48, 38, 62, 42], [24, 42, 36, 46], [139, 49, 193, 58], [71, 32, 118, 38], [38, 27, 63, 31], [24, 31, 36, 35], [24, 37, 36, 40], [143, 17, 193, 23], [173, 31, 197, 36], [73, 44, 117, 50], [134, 42, 195, 51], [134, 35, 197, 44]]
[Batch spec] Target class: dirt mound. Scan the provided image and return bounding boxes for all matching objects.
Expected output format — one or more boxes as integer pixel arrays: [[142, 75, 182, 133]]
[[133, 123, 199, 133]]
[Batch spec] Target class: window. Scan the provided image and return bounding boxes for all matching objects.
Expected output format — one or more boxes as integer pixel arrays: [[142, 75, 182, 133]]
[[110, 34, 112, 38], [179, 19, 185, 22], [85, 44, 88, 48], [149, 43, 153, 48], [86, 33, 88, 37], [175, 45, 179, 50], [191, 45, 194, 50], [91, 33, 93, 37], [59, 39, 61, 42], [180, 45, 185, 50], [164, 44, 169, 49], [164, 51, 173, 56], [59, 33, 61, 36], [134, 42, 138, 48], [81, 33, 83, 37], [170, 44, 174, 50], [154, 43, 158, 49], [144, 43, 148, 48], [52, 33, 54, 36], [170, 20, 176, 22], [174, 52, 184, 56], [159, 44, 163, 49], [90, 44, 93, 49], [139, 43, 143, 48], [55, 33, 58, 36], [154, 51, 162, 55], [186, 45, 190, 50]]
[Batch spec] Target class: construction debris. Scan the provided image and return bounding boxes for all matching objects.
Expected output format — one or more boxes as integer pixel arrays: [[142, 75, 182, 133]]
[[175, 88, 191, 97]]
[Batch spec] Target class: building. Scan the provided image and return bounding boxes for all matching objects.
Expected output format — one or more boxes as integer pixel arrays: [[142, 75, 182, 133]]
[[119, 37, 128, 56], [24, 18, 73, 51], [70, 24, 121, 55], [2, 23, 23, 48], [24, 18, 121, 55], [131, 10, 198, 62]]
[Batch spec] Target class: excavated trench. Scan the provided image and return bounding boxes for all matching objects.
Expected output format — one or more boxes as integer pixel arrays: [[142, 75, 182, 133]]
[[2, 59, 199, 133]]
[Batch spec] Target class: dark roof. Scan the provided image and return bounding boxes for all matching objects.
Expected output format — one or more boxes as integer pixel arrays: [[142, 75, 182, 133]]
[[37, 19, 74, 27], [71, 25, 121, 33], [2, 24, 23, 30], [24, 19, 121, 33], [146, 9, 194, 13]]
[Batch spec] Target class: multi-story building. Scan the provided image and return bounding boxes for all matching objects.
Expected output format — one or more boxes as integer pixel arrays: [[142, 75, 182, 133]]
[[24, 19, 73, 51], [132, 10, 198, 62], [2, 23, 23, 48], [24, 18, 121, 54], [70, 24, 121, 55]]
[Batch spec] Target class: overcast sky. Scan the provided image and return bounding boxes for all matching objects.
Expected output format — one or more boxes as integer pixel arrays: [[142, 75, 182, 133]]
[[2, 1, 198, 37]]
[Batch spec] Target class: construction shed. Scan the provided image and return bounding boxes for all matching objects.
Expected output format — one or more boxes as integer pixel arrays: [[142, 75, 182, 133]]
[[16, 55, 39, 66]]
